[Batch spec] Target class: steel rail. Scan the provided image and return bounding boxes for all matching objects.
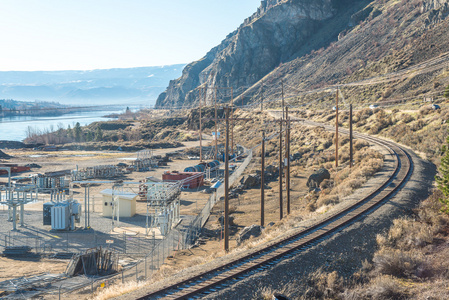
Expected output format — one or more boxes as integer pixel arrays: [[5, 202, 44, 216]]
[[136, 123, 412, 300]]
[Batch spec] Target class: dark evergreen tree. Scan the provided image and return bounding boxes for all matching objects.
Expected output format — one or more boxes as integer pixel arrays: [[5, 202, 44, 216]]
[[67, 125, 73, 140], [436, 135, 449, 213], [86, 131, 93, 142], [74, 122, 82, 142], [95, 127, 103, 141]]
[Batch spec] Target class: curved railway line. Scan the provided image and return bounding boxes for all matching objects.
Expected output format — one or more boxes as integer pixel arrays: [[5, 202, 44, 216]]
[[136, 120, 413, 300]]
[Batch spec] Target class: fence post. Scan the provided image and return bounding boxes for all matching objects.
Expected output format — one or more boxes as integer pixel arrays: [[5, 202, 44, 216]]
[[122, 269, 124, 284], [124, 232, 126, 254], [152, 231, 155, 274], [136, 264, 138, 281], [151, 248, 154, 277], [157, 239, 160, 269], [145, 256, 147, 280]]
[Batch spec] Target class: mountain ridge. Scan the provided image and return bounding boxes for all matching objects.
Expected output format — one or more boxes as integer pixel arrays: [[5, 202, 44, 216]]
[[0, 64, 185, 106], [155, 0, 449, 109]]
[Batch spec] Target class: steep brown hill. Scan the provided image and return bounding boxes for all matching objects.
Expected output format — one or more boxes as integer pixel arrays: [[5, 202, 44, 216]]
[[156, 0, 449, 109]]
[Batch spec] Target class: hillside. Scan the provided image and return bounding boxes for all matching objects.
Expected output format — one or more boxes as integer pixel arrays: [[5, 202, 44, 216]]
[[0, 65, 185, 106], [155, 0, 449, 109]]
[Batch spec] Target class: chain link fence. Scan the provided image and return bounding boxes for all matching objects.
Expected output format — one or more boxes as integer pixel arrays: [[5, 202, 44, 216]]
[[1, 148, 253, 298]]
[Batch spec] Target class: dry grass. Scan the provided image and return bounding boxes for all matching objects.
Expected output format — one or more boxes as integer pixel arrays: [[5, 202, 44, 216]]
[[344, 190, 449, 299], [372, 249, 429, 278], [298, 105, 449, 163], [306, 145, 384, 212], [300, 269, 344, 300], [94, 280, 148, 300]]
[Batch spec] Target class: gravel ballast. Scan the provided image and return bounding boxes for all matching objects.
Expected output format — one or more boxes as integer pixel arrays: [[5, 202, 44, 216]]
[[201, 148, 435, 299]]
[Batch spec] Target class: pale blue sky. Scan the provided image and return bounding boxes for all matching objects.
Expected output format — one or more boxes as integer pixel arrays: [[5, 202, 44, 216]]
[[0, 0, 261, 71]]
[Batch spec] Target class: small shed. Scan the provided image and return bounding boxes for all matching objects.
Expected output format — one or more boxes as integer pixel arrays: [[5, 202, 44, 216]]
[[101, 189, 137, 217]]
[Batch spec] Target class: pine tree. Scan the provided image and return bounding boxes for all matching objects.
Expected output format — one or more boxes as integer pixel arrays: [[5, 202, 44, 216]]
[[95, 127, 103, 141], [74, 122, 82, 142], [86, 131, 92, 142], [436, 135, 449, 213], [67, 125, 73, 140]]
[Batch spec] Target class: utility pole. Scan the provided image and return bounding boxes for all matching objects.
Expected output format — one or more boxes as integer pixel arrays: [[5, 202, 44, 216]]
[[199, 87, 204, 162], [231, 87, 235, 156], [214, 87, 218, 160], [285, 107, 290, 215], [261, 130, 265, 227], [260, 81, 264, 112], [279, 116, 283, 220], [281, 80, 285, 120], [335, 88, 339, 168], [224, 105, 230, 252], [350, 104, 353, 168]]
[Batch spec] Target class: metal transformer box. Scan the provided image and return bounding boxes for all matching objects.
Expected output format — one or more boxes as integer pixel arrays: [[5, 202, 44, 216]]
[[51, 204, 70, 230]]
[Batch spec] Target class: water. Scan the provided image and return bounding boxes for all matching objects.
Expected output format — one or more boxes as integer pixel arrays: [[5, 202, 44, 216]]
[[0, 109, 125, 141]]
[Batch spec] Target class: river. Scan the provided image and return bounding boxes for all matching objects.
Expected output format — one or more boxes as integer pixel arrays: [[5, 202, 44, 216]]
[[0, 108, 125, 142]]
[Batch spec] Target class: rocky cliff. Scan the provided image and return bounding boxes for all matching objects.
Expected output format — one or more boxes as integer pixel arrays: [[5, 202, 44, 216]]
[[156, 0, 449, 109], [155, 0, 339, 108]]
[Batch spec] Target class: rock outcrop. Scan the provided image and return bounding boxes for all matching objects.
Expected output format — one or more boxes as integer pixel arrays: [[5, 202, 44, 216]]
[[155, 0, 335, 108], [237, 224, 263, 245], [156, 0, 449, 110], [307, 168, 330, 190]]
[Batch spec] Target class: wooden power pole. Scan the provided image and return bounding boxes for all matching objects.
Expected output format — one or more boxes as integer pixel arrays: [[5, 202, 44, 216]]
[[279, 116, 283, 220], [279, 80, 285, 220], [350, 104, 353, 168], [230, 87, 235, 156], [214, 87, 218, 160], [281, 80, 285, 120], [261, 130, 265, 227], [335, 88, 339, 168], [224, 105, 230, 252], [199, 87, 204, 162], [285, 107, 290, 215]]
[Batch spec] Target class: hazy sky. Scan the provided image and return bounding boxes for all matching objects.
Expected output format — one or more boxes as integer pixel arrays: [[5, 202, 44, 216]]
[[0, 0, 261, 71]]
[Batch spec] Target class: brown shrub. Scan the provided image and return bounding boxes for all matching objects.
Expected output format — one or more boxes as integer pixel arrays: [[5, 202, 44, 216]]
[[316, 194, 340, 207], [345, 178, 364, 190], [385, 218, 435, 249], [365, 276, 408, 300], [419, 106, 433, 116], [400, 113, 414, 123], [373, 249, 429, 278], [354, 139, 370, 150], [301, 269, 344, 300], [410, 119, 425, 131], [320, 179, 333, 190]]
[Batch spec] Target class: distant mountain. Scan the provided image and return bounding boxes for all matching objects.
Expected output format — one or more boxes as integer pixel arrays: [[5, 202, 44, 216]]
[[0, 65, 185, 107]]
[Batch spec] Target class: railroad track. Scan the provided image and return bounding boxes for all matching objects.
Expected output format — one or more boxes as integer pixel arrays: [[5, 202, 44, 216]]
[[137, 121, 413, 300]]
